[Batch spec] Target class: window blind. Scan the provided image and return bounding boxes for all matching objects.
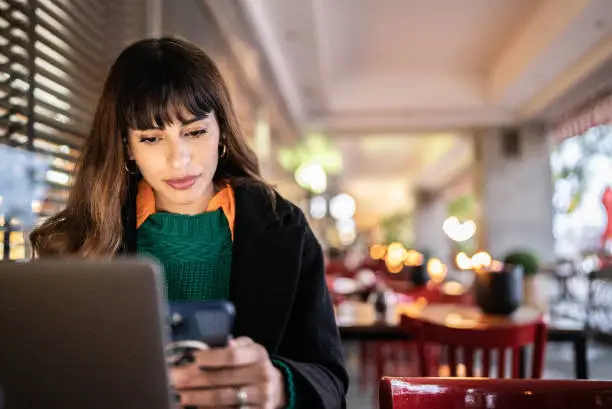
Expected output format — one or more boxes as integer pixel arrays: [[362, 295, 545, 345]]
[[0, 0, 147, 260]]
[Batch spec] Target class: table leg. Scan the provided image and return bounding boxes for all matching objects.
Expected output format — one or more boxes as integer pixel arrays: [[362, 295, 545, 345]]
[[575, 336, 589, 379]]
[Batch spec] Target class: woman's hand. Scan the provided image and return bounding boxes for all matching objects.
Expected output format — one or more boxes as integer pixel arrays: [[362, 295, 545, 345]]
[[170, 337, 287, 408]]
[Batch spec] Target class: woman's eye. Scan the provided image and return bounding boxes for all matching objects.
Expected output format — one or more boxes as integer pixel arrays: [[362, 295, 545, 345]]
[[184, 129, 207, 138], [139, 135, 160, 144]]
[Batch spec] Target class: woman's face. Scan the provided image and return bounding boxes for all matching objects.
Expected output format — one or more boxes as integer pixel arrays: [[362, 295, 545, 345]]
[[128, 111, 220, 214]]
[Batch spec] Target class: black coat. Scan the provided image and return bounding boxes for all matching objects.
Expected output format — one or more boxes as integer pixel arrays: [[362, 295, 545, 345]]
[[121, 181, 349, 408]]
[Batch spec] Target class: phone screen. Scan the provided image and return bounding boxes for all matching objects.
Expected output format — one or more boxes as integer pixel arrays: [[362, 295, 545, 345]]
[[166, 301, 235, 366]]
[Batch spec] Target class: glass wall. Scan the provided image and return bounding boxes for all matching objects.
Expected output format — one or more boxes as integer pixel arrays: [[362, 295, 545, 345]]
[[552, 124, 612, 258]]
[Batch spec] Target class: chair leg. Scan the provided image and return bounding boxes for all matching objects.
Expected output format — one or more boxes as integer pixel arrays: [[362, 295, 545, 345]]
[[372, 342, 390, 406], [359, 342, 370, 391], [519, 347, 527, 378], [375, 342, 386, 383]]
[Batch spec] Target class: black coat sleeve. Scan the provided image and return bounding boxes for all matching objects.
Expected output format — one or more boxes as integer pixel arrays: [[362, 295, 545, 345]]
[[271, 216, 349, 408]]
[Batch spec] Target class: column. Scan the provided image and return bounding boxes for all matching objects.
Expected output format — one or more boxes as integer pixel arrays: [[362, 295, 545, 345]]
[[474, 125, 555, 263], [146, 0, 162, 38], [252, 106, 272, 179]]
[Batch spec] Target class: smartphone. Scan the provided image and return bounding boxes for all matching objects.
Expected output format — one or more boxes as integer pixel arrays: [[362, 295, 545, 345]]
[[165, 300, 235, 366]]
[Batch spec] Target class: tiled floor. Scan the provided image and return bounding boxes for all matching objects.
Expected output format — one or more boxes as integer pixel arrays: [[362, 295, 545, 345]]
[[343, 340, 612, 409]]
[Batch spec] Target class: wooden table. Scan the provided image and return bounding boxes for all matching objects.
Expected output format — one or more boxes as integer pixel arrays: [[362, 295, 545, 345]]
[[337, 301, 589, 379], [336, 300, 541, 330]]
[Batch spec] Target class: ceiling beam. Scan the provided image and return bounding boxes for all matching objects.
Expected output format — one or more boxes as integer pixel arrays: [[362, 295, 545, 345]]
[[310, 0, 333, 114], [320, 108, 515, 135], [238, 0, 306, 127], [487, 0, 593, 105], [520, 33, 612, 118]]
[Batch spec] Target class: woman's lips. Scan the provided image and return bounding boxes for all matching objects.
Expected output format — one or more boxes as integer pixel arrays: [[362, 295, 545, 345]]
[[164, 175, 200, 190]]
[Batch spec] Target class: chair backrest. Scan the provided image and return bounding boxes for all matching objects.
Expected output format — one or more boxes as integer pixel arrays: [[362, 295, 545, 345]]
[[400, 315, 546, 378], [379, 378, 612, 409], [325, 261, 352, 277]]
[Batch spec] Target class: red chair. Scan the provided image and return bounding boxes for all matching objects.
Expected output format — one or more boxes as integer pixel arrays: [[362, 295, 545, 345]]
[[400, 315, 547, 378], [359, 290, 476, 394], [396, 283, 474, 305], [379, 378, 612, 409], [325, 261, 353, 277]]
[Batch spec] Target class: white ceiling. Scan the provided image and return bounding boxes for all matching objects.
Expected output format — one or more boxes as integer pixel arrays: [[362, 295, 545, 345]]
[[333, 133, 471, 228], [241, 0, 612, 130], [223, 0, 612, 226]]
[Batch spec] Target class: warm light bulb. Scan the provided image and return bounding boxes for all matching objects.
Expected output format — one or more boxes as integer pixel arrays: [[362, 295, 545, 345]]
[[386, 242, 407, 267], [455, 252, 472, 270], [442, 216, 477, 242], [329, 193, 356, 220], [309, 196, 327, 219], [427, 258, 447, 284], [295, 163, 327, 193], [471, 251, 492, 270], [386, 262, 404, 274], [369, 244, 386, 260], [404, 249, 424, 266]]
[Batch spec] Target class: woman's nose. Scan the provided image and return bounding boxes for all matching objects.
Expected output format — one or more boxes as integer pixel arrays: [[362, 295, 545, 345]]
[[168, 138, 191, 169]]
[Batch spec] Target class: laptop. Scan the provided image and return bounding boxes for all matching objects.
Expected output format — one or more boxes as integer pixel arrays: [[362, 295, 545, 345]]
[[0, 259, 174, 409]]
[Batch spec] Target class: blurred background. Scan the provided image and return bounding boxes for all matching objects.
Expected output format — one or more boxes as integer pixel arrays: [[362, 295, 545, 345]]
[[2, 0, 612, 407]]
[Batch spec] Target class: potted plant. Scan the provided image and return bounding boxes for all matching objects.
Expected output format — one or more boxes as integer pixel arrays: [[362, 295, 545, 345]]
[[503, 250, 541, 309], [503, 250, 539, 276]]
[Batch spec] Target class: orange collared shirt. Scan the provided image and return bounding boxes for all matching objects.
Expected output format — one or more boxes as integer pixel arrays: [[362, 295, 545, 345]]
[[136, 180, 235, 240]]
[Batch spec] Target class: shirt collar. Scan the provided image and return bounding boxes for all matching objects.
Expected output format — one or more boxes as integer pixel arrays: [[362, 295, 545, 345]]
[[136, 180, 235, 240]]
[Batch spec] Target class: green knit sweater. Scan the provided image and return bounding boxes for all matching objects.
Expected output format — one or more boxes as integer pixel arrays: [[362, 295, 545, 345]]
[[137, 209, 232, 301], [136, 208, 296, 408]]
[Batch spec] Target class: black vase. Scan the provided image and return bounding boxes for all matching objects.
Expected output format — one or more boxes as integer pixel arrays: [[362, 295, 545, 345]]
[[407, 264, 429, 287], [474, 265, 523, 315]]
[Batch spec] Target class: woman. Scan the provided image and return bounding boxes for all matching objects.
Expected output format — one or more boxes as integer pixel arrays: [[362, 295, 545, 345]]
[[31, 37, 348, 408]]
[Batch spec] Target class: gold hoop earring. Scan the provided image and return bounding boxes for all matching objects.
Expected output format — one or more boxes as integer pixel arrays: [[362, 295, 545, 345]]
[[219, 142, 228, 159], [124, 161, 138, 175]]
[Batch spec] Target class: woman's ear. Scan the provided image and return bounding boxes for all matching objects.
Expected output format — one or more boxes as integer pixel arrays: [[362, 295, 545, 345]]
[[123, 135, 134, 160]]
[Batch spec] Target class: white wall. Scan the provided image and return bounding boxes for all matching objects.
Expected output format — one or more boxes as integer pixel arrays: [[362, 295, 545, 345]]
[[413, 192, 451, 265], [161, 0, 260, 139]]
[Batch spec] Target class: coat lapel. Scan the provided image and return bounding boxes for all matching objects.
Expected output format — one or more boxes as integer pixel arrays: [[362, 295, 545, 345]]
[[229, 184, 305, 352]]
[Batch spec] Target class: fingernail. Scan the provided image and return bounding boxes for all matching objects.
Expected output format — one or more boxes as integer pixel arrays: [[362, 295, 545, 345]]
[[170, 372, 186, 388]]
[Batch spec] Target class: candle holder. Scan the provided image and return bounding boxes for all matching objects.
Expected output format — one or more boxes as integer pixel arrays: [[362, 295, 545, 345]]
[[473, 264, 523, 315], [406, 264, 429, 287]]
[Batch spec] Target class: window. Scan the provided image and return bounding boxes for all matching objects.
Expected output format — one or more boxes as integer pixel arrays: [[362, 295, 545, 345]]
[[0, 0, 147, 261]]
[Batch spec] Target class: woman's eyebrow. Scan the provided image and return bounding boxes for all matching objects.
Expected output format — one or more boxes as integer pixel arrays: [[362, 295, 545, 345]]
[[182, 114, 210, 126], [135, 114, 210, 131]]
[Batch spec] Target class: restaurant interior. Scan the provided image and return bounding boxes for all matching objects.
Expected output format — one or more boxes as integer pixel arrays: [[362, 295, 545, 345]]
[[2, 1, 612, 408]]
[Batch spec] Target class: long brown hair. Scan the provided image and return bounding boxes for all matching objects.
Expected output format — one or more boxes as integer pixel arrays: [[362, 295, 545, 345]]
[[31, 37, 271, 258]]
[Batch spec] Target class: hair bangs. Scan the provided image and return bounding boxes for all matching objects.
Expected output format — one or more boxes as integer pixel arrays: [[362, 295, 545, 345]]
[[116, 55, 220, 132]]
